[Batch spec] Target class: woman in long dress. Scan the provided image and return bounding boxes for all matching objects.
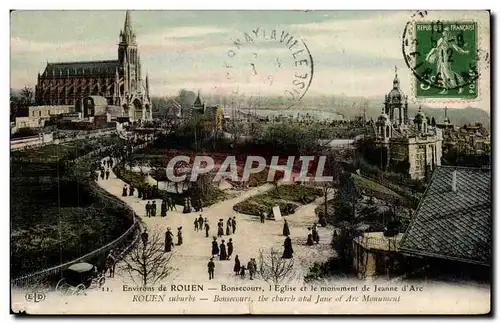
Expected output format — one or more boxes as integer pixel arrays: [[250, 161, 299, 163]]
[[233, 255, 241, 276], [282, 235, 294, 259], [282, 220, 290, 236], [211, 237, 219, 257], [161, 200, 167, 217], [217, 220, 224, 237], [227, 238, 234, 259], [219, 240, 227, 261], [226, 218, 232, 236], [165, 228, 174, 252]]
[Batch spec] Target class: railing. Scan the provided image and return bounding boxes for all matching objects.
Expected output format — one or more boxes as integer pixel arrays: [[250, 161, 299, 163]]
[[10, 137, 151, 288]]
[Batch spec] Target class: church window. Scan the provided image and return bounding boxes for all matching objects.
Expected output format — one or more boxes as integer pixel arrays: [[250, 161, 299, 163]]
[[38, 111, 41, 117], [386, 125, 390, 138]]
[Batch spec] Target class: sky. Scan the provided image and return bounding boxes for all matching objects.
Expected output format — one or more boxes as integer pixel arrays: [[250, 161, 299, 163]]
[[10, 10, 490, 112]]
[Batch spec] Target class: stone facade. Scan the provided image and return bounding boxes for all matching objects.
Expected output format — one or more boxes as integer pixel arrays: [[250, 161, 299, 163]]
[[375, 67, 443, 180], [34, 11, 151, 122]]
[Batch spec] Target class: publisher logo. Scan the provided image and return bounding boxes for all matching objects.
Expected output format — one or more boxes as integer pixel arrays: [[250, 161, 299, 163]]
[[25, 292, 46, 303]]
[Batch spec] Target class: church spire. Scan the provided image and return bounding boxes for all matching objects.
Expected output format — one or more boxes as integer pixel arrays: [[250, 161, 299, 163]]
[[124, 10, 132, 34]]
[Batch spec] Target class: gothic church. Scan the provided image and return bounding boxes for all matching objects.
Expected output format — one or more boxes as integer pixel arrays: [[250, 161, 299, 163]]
[[34, 11, 151, 121]]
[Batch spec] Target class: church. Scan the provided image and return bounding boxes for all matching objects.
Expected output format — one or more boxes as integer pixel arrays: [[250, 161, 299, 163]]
[[34, 11, 151, 121], [374, 67, 443, 180]]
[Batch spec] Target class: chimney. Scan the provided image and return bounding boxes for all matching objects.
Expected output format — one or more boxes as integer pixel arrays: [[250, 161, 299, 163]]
[[451, 170, 457, 192]]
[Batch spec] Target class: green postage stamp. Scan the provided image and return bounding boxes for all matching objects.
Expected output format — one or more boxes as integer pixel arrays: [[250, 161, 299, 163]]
[[405, 21, 478, 99]]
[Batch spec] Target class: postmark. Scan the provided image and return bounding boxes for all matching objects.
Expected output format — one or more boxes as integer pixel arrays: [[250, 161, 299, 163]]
[[403, 19, 479, 99], [222, 28, 314, 109]]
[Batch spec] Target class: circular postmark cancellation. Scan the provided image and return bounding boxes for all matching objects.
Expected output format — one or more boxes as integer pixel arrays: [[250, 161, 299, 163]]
[[223, 28, 314, 108], [402, 12, 480, 99]]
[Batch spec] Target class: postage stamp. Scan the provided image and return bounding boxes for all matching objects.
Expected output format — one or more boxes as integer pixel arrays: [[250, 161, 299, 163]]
[[403, 20, 478, 99], [9, 10, 491, 316]]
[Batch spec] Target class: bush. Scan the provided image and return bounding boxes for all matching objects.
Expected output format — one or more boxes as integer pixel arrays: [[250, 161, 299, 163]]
[[304, 257, 348, 282]]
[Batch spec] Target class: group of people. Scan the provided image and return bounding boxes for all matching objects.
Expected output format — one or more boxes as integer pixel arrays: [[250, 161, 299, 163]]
[[164, 227, 183, 252], [145, 199, 176, 217], [217, 217, 237, 237], [232, 256, 257, 279], [93, 159, 113, 182], [122, 184, 135, 197], [306, 223, 320, 246], [207, 236, 258, 281], [182, 197, 203, 214], [194, 215, 210, 237]]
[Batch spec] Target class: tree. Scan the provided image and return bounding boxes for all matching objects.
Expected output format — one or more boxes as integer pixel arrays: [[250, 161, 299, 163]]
[[257, 248, 295, 285], [20, 86, 34, 106], [121, 229, 176, 286]]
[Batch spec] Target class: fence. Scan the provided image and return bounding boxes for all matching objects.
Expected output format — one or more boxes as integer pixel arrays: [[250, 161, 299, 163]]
[[10, 136, 152, 288]]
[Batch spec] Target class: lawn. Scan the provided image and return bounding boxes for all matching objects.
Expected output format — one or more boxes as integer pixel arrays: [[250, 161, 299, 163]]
[[233, 184, 322, 216], [351, 173, 405, 204]]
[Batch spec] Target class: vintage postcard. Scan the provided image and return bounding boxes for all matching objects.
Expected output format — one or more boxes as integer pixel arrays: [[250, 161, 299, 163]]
[[10, 10, 491, 315]]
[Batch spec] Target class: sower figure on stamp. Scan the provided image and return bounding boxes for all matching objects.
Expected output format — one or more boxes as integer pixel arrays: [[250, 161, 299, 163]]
[[233, 255, 241, 276], [227, 238, 234, 260], [282, 235, 294, 259], [165, 228, 174, 252], [207, 258, 215, 280], [105, 250, 116, 278], [211, 237, 219, 257], [283, 219, 290, 236], [219, 239, 227, 261]]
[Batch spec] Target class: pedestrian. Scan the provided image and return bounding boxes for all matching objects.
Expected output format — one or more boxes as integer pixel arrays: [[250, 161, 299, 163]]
[[211, 237, 219, 257], [240, 265, 246, 278], [129, 185, 135, 197], [177, 227, 183, 245], [312, 223, 320, 244], [100, 170, 105, 180], [145, 201, 151, 217], [282, 235, 294, 259], [247, 259, 255, 280], [318, 215, 327, 227], [226, 218, 232, 236], [141, 230, 149, 246], [217, 219, 224, 237], [151, 201, 157, 217], [219, 239, 227, 261], [122, 184, 128, 197], [198, 198, 203, 212], [227, 238, 234, 259], [161, 200, 167, 217], [105, 250, 116, 278], [198, 215, 204, 230], [306, 228, 314, 246], [260, 211, 265, 223], [231, 255, 240, 276], [194, 218, 199, 231], [204, 222, 210, 238], [207, 258, 215, 280], [168, 197, 176, 211], [283, 219, 290, 236], [232, 216, 236, 234], [165, 228, 174, 252], [105, 169, 110, 180]]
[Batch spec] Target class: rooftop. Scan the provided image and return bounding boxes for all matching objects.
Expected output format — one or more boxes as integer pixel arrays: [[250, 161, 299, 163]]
[[399, 166, 491, 266]]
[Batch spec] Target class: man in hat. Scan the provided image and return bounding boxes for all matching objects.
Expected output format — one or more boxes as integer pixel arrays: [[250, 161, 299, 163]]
[[207, 258, 215, 280], [145, 201, 151, 218]]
